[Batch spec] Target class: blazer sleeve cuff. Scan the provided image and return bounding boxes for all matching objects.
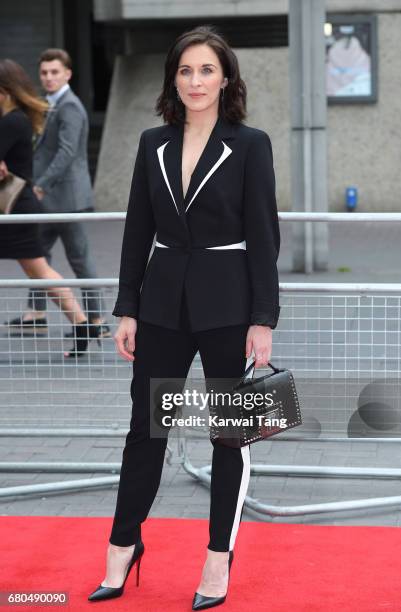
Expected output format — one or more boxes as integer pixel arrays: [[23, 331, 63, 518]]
[[112, 299, 139, 319], [250, 306, 281, 329], [35, 176, 53, 191]]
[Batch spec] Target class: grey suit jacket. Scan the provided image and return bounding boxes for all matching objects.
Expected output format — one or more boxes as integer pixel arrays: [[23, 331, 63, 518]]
[[34, 87, 93, 212]]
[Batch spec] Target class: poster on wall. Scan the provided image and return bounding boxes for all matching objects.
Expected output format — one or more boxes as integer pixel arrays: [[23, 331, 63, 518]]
[[325, 14, 378, 103]]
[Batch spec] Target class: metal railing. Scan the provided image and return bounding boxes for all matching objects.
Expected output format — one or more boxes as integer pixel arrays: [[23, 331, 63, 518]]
[[1, 212, 401, 519]]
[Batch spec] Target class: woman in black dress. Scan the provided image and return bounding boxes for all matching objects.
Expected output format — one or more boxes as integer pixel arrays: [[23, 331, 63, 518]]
[[0, 59, 97, 357]]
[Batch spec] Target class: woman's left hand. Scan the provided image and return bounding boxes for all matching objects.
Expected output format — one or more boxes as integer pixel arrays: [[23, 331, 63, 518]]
[[245, 325, 272, 368]]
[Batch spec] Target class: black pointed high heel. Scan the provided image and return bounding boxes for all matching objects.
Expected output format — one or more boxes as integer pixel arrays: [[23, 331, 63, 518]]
[[88, 540, 145, 602], [64, 320, 102, 358], [192, 550, 234, 610]]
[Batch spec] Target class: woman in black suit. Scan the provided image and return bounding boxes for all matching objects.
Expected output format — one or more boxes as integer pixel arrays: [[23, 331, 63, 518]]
[[88, 25, 280, 609]]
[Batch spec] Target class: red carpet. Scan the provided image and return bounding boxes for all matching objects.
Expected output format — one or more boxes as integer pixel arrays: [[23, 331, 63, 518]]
[[1, 516, 401, 611]]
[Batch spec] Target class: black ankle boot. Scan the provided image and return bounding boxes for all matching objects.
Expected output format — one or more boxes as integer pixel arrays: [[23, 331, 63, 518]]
[[64, 321, 101, 358], [65, 323, 111, 339], [192, 550, 234, 610]]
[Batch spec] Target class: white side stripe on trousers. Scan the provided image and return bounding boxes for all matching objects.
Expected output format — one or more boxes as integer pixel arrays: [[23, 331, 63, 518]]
[[229, 445, 251, 551], [228, 356, 254, 551]]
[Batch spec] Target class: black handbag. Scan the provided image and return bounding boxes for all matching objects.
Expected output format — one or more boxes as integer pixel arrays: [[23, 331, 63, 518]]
[[209, 360, 302, 448]]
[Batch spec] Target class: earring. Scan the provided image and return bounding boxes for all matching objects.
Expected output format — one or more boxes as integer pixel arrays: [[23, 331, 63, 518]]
[[221, 87, 225, 102], [176, 87, 181, 101]]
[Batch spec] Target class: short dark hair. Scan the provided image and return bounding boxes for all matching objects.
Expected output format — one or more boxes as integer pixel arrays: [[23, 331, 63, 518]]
[[155, 25, 247, 125], [38, 48, 72, 70]]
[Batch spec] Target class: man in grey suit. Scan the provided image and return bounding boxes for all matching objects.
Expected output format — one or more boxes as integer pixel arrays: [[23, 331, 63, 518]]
[[8, 48, 110, 337]]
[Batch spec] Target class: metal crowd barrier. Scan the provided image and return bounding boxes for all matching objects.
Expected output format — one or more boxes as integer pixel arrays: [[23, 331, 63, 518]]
[[1, 212, 401, 520]]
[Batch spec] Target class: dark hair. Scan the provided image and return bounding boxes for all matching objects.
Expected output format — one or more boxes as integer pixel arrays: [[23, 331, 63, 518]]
[[38, 48, 72, 70], [0, 59, 48, 134], [155, 25, 247, 125]]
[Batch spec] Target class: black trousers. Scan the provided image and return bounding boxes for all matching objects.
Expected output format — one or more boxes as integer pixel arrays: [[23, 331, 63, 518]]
[[109, 293, 252, 552]]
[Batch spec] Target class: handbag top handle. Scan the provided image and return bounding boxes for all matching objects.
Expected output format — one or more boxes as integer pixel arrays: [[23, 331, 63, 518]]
[[238, 360, 281, 386]]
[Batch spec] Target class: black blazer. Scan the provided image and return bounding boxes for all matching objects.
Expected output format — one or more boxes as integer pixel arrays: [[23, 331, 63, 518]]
[[112, 114, 280, 331]]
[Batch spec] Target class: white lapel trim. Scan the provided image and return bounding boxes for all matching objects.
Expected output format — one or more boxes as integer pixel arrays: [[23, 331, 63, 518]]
[[156, 141, 179, 216], [185, 141, 232, 213]]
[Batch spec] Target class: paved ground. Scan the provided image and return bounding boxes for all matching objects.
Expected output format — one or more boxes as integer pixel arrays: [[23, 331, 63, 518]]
[[1, 218, 401, 532]]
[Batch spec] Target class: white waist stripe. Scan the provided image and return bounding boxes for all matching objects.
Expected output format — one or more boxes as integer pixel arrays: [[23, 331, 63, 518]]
[[155, 240, 246, 250], [206, 240, 246, 250]]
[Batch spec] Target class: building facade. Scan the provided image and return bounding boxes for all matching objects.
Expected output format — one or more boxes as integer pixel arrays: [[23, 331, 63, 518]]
[[1, 0, 400, 211]]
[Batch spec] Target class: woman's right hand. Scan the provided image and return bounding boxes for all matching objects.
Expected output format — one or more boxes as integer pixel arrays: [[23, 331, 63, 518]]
[[114, 316, 137, 361], [0, 161, 8, 181]]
